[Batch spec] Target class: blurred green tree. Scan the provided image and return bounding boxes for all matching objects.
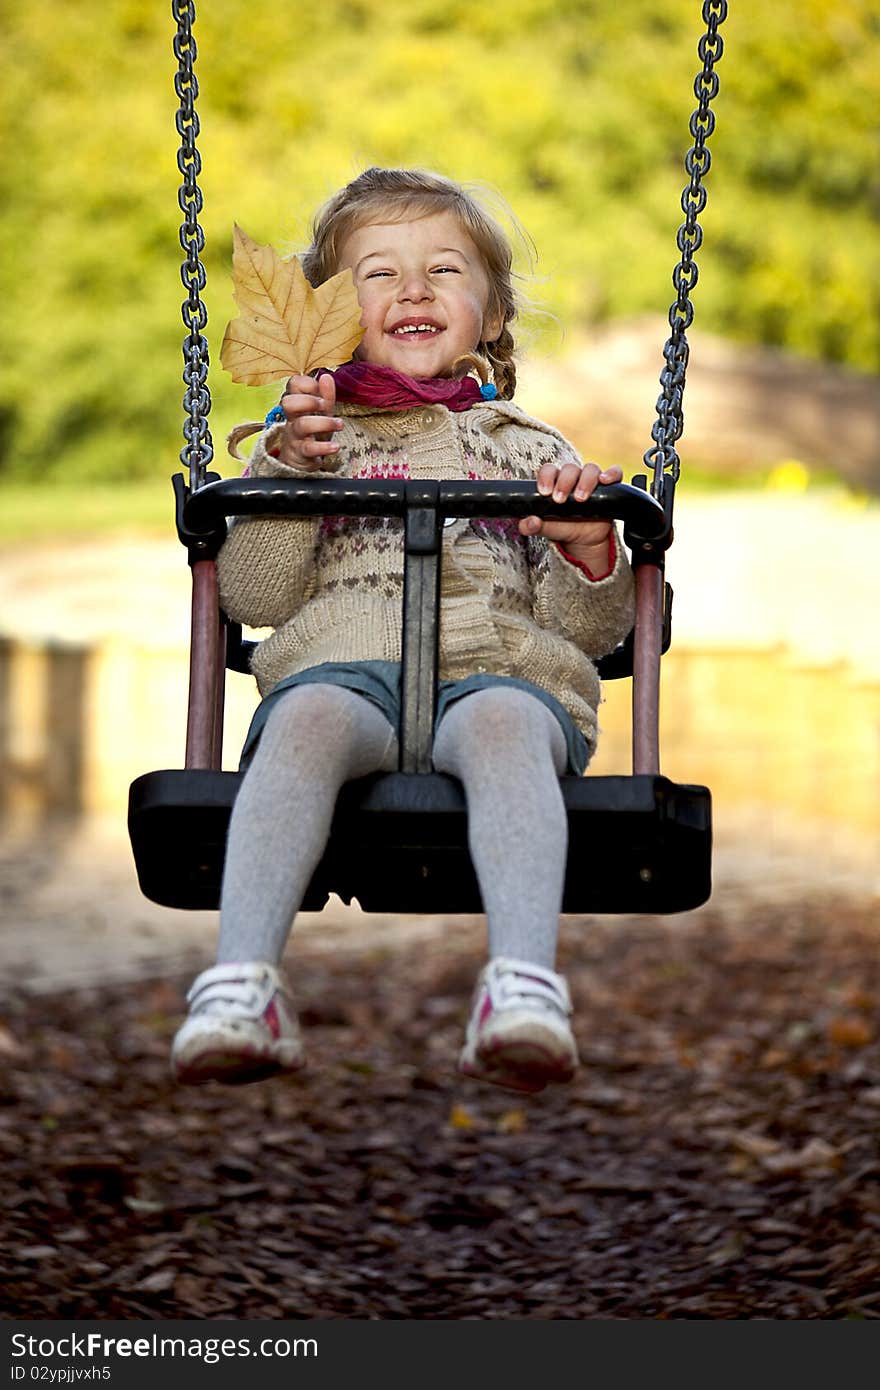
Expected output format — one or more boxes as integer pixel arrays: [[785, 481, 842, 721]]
[[1, 0, 877, 481]]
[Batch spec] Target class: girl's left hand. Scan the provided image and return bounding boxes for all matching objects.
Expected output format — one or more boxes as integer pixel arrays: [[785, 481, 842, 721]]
[[518, 461, 623, 567]]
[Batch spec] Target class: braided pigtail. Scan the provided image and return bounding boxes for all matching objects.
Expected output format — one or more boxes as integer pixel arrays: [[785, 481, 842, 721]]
[[484, 327, 517, 400]]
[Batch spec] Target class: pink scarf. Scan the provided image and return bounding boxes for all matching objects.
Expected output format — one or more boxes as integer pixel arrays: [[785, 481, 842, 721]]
[[316, 362, 492, 411]]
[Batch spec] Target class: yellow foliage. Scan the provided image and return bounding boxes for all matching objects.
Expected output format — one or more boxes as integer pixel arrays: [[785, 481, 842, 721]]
[[3, 0, 880, 483]]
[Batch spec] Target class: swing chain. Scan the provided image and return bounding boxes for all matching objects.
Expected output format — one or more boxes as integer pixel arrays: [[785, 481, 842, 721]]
[[173, 0, 214, 491], [644, 0, 726, 500]]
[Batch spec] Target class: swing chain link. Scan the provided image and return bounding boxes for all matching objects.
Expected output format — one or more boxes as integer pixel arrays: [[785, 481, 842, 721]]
[[644, 0, 727, 500], [173, 0, 214, 491]]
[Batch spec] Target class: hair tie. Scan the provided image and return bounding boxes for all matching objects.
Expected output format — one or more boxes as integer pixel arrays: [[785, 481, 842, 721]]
[[265, 405, 286, 425], [480, 382, 498, 400]]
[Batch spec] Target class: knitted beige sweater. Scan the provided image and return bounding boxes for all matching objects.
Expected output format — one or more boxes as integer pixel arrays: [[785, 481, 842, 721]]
[[218, 398, 635, 758]]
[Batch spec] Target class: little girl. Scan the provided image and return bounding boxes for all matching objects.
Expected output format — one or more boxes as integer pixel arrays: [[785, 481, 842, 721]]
[[171, 167, 635, 1095]]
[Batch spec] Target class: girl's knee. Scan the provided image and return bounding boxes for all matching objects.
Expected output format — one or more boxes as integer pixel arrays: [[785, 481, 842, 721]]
[[434, 687, 566, 774], [262, 683, 381, 751], [265, 683, 350, 739], [259, 683, 397, 776], [442, 687, 548, 744]]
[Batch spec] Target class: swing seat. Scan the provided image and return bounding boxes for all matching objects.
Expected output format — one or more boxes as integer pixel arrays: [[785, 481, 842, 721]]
[[128, 768, 711, 915], [128, 475, 712, 918]]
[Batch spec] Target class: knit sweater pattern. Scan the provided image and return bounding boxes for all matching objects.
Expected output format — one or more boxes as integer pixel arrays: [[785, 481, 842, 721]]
[[217, 399, 635, 759]]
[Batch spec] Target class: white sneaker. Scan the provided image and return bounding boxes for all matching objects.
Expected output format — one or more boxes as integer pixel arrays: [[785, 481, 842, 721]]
[[458, 957, 578, 1094], [171, 962, 305, 1085]]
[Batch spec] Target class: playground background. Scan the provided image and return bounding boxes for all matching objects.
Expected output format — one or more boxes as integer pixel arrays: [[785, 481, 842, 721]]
[[0, 0, 878, 1322]]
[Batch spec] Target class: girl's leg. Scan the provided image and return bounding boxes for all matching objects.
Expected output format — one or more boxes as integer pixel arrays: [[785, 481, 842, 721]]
[[172, 683, 397, 1085], [432, 686, 577, 1093], [218, 683, 398, 964], [432, 686, 568, 967]]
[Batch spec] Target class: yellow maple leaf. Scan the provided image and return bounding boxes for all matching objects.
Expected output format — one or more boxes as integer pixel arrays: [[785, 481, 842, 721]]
[[220, 224, 364, 386]]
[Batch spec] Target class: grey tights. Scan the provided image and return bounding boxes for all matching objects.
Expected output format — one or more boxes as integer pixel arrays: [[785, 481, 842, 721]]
[[217, 683, 569, 970]]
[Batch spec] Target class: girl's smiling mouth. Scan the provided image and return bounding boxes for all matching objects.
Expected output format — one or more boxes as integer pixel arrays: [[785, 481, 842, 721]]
[[388, 318, 444, 339]]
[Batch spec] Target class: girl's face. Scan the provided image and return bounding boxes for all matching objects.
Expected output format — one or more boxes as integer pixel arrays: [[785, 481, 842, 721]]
[[336, 211, 502, 379]]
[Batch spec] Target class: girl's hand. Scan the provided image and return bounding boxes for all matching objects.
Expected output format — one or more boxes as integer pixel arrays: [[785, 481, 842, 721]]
[[272, 373, 344, 470], [518, 460, 622, 570]]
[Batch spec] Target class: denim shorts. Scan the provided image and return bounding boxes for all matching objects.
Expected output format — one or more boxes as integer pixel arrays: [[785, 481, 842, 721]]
[[239, 659, 588, 775]]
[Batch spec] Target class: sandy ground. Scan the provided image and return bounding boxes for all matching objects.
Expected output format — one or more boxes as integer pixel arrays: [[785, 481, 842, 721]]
[[1, 805, 876, 995], [1, 491, 877, 678]]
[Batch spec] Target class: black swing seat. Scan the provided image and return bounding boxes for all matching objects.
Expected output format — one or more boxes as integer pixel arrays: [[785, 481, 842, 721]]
[[128, 476, 712, 918], [128, 768, 711, 915]]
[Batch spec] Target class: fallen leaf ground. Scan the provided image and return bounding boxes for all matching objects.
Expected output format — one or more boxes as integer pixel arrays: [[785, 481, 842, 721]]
[[2, 892, 880, 1321]]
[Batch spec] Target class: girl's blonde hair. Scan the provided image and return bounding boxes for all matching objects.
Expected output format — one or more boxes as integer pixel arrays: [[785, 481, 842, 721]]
[[301, 167, 522, 399]]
